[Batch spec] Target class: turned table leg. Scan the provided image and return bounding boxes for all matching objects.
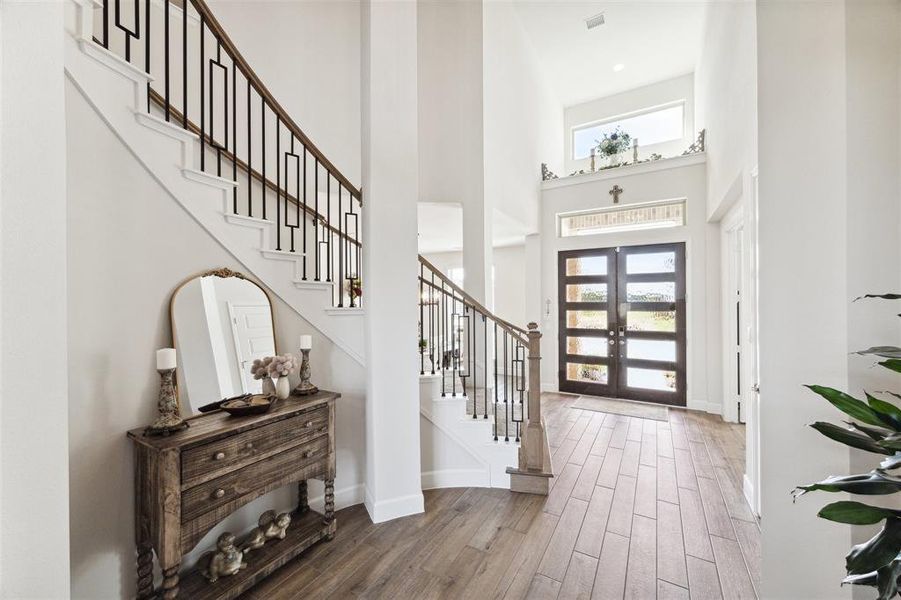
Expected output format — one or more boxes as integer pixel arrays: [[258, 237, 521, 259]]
[[135, 543, 154, 599], [161, 563, 180, 599], [298, 480, 309, 514], [323, 478, 335, 540]]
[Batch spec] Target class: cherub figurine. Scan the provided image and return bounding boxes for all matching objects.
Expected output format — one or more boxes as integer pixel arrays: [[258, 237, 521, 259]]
[[202, 532, 247, 582], [241, 510, 292, 555]]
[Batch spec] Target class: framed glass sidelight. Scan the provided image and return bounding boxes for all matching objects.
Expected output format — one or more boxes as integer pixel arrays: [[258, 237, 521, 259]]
[[557, 242, 686, 406]]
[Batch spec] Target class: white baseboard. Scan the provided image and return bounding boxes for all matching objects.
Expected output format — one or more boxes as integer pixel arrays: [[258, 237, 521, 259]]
[[742, 473, 759, 518], [541, 382, 558, 392], [364, 487, 425, 524], [421, 468, 490, 490], [687, 399, 722, 415], [307, 483, 364, 513]]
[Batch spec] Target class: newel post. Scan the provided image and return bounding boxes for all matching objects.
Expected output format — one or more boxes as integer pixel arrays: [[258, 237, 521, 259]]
[[506, 322, 554, 494]]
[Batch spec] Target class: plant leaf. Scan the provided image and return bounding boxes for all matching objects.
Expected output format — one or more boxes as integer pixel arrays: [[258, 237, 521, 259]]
[[867, 393, 901, 431], [855, 294, 901, 301], [880, 453, 901, 471], [880, 360, 901, 375], [879, 434, 901, 451], [847, 518, 901, 575], [819, 501, 901, 525], [857, 347, 901, 359], [842, 570, 878, 587], [794, 471, 901, 498], [811, 422, 894, 455], [846, 420, 891, 441], [806, 385, 887, 427], [844, 557, 901, 600]]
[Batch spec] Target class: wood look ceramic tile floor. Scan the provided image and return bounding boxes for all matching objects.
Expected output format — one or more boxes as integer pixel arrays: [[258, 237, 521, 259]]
[[243, 393, 760, 600]]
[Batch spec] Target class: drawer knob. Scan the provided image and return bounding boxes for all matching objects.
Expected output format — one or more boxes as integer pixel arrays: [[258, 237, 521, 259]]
[[244, 442, 254, 450], [303, 449, 318, 459], [212, 488, 226, 499], [304, 420, 314, 428], [213, 452, 226, 461]]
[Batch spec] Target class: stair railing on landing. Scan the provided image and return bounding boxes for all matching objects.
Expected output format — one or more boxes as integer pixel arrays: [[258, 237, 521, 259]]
[[94, 0, 362, 308], [418, 255, 542, 445]]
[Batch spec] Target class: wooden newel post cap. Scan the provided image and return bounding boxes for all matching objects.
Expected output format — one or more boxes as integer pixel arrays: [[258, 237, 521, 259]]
[[528, 322, 538, 331]]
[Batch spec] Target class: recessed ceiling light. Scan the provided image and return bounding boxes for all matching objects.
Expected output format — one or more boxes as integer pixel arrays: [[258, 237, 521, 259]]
[[585, 12, 605, 30], [613, 63, 625, 72]]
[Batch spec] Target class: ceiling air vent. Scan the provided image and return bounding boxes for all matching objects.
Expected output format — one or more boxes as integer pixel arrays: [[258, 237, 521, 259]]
[[585, 12, 605, 30]]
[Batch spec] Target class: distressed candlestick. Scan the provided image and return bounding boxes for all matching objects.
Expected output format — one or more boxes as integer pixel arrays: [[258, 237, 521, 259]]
[[292, 349, 318, 396], [145, 368, 188, 436]]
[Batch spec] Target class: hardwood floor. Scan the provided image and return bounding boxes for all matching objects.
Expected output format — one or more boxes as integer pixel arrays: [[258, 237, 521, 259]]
[[243, 393, 759, 599]]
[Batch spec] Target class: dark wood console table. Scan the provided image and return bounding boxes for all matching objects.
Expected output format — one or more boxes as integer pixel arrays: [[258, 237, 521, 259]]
[[127, 391, 338, 599]]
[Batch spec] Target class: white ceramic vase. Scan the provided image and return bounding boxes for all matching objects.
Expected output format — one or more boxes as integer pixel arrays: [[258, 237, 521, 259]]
[[262, 376, 276, 396], [275, 376, 291, 400], [606, 152, 622, 167]]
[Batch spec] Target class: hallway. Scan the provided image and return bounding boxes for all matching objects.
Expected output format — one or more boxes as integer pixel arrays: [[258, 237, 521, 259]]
[[244, 392, 759, 599]]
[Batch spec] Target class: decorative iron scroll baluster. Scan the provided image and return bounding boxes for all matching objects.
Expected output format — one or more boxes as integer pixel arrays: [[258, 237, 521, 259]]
[[416, 255, 540, 446], [91, 0, 362, 309]]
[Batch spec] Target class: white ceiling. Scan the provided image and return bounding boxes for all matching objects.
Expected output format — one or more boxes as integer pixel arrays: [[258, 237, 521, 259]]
[[418, 203, 528, 254], [512, 0, 707, 107]]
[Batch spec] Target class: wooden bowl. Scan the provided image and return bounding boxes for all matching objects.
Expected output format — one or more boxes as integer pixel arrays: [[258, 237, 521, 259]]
[[220, 395, 277, 416]]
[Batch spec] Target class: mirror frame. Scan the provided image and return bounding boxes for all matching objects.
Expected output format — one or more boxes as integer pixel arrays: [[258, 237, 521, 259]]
[[168, 267, 278, 415]]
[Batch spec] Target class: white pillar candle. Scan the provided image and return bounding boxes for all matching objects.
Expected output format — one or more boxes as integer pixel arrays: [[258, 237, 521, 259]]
[[299, 335, 313, 350], [156, 348, 177, 370]]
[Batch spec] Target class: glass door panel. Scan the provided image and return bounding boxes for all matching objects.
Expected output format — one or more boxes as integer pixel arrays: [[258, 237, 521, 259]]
[[559, 243, 686, 405]]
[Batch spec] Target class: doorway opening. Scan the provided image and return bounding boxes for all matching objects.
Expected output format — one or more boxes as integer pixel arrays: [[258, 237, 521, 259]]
[[557, 242, 686, 406]]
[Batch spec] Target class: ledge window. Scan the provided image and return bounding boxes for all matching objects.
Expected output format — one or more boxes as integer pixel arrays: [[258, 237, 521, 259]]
[[572, 102, 685, 160]]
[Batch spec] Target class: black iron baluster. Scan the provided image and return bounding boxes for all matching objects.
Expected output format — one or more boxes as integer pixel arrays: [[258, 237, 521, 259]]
[[338, 185, 344, 307], [103, 0, 110, 48], [441, 281, 446, 397], [163, 0, 169, 121], [420, 264, 424, 376], [483, 314, 488, 419], [494, 321, 498, 441], [326, 174, 332, 282], [261, 98, 266, 219], [471, 305, 477, 418], [314, 160, 320, 280], [431, 271, 436, 375], [144, 0, 150, 112], [451, 296, 457, 397], [345, 211, 358, 307], [302, 150, 308, 279], [182, 0, 186, 128], [504, 329, 509, 442], [199, 15, 205, 171], [231, 59, 236, 213], [114, 0, 139, 63], [276, 118, 281, 250], [289, 135, 299, 253], [246, 79, 252, 216]]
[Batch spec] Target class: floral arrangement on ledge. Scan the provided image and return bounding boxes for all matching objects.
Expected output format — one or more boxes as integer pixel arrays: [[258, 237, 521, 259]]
[[595, 126, 632, 157]]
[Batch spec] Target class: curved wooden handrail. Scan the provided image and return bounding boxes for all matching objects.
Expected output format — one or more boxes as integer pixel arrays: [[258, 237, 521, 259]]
[[418, 254, 529, 345], [187, 0, 362, 201]]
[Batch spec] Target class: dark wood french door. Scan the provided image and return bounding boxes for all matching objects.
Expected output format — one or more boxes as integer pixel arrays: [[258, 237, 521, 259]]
[[557, 243, 686, 406]]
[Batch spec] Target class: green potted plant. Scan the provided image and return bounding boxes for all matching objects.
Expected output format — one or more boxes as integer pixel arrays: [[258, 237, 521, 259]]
[[596, 126, 632, 168], [794, 293, 901, 599]]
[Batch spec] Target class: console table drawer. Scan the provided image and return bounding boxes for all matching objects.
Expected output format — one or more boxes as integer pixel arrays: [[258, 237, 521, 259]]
[[182, 434, 329, 520], [182, 406, 329, 486]]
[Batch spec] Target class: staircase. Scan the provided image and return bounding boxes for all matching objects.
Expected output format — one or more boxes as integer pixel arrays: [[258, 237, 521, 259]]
[[65, 0, 552, 492]]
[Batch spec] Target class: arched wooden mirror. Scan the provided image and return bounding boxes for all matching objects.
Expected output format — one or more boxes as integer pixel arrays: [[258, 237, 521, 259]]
[[169, 268, 277, 414]]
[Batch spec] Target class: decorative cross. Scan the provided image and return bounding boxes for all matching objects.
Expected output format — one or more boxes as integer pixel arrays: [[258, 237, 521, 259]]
[[609, 184, 623, 204]]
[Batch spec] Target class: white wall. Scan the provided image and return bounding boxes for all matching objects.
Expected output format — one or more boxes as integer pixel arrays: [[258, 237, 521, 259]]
[[209, 0, 361, 185], [757, 1, 852, 597], [0, 2, 71, 598], [65, 81, 366, 598], [539, 156, 721, 414], [422, 244, 528, 329], [694, 2, 758, 220], [483, 0, 563, 235], [564, 74, 695, 176], [361, 0, 424, 523]]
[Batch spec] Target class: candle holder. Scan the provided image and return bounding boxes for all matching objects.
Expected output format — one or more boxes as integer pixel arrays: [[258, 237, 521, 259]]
[[292, 349, 318, 396], [145, 368, 189, 436]]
